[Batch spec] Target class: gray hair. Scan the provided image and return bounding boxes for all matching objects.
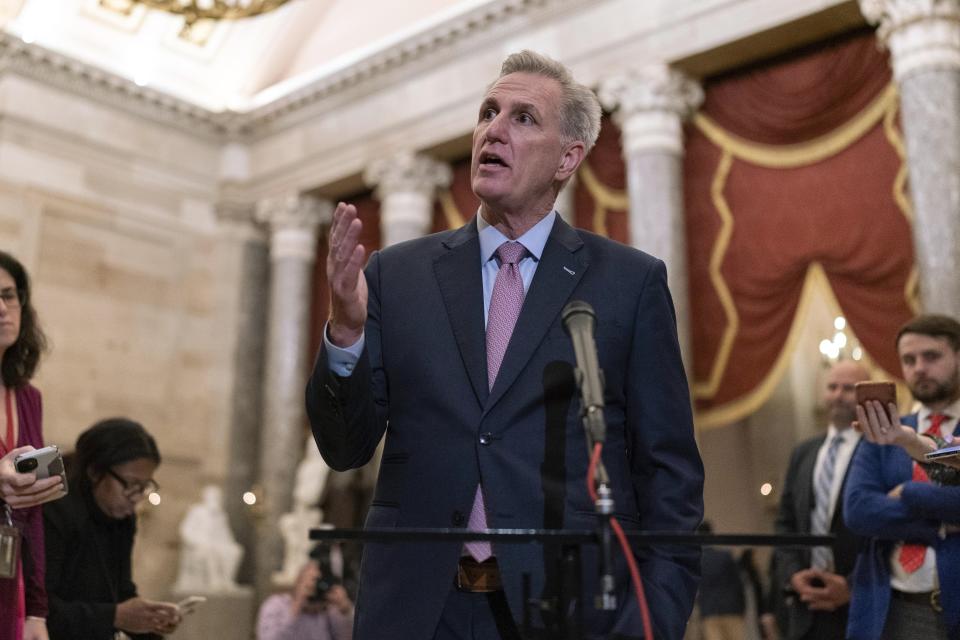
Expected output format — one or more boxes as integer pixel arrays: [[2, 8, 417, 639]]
[[498, 50, 602, 152]]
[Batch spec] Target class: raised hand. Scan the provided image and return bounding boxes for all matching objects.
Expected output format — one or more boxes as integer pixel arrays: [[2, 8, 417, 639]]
[[326, 202, 368, 347], [856, 401, 935, 463]]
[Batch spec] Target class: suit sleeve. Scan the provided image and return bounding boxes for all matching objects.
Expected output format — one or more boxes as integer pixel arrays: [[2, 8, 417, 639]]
[[306, 251, 389, 471], [843, 441, 940, 544], [900, 481, 960, 522], [625, 259, 704, 640], [771, 446, 808, 591]]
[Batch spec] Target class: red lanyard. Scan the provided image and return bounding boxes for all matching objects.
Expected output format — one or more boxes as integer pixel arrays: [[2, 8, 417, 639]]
[[1, 388, 13, 455]]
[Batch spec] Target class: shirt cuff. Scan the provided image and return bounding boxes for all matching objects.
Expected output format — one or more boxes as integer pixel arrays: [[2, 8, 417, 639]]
[[324, 322, 364, 377]]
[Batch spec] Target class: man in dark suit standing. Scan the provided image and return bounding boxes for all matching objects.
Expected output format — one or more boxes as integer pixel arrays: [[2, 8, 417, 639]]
[[770, 360, 870, 639], [306, 50, 704, 639]]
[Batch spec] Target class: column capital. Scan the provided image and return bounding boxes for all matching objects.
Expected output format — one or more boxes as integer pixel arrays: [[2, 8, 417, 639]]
[[598, 64, 703, 155], [216, 201, 265, 243], [860, 0, 960, 78], [254, 194, 333, 261], [363, 151, 452, 200]]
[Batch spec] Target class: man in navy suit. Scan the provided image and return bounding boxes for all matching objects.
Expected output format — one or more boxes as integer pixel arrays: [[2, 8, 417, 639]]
[[845, 314, 960, 640], [306, 50, 704, 639], [770, 360, 869, 639]]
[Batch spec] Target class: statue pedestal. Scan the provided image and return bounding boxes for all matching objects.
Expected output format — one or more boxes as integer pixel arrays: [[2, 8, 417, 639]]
[[167, 587, 255, 640]]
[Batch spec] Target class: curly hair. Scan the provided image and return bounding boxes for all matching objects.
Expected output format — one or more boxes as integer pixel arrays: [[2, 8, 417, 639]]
[[0, 251, 48, 387]]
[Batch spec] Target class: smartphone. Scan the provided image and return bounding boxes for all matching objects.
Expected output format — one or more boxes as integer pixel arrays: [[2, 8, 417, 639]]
[[177, 595, 206, 615], [13, 446, 68, 504], [925, 443, 960, 462], [855, 381, 897, 407]]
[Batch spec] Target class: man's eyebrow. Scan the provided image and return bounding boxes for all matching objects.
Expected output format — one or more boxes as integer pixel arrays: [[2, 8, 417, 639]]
[[512, 101, 542, 118]]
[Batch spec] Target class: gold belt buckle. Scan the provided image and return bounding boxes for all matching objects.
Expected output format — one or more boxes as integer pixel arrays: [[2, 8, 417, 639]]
[[457, 558, 500, 593], [931, 589, 943, 613]]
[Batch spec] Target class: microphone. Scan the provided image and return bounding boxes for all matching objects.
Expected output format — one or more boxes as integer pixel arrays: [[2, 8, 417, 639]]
[[562, 300, 605, 444], [562, 300, 617, 612]]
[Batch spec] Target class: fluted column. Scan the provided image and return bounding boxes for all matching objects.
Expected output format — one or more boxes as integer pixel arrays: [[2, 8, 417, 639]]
[[365, 151, 452, 247], [861, 0, 960, 316], [252, 194, 332, 597], [599, 65, 703, 369]]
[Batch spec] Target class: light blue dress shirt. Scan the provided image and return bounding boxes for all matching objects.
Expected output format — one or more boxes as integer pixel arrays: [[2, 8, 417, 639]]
[[324, 211, 557, 376]]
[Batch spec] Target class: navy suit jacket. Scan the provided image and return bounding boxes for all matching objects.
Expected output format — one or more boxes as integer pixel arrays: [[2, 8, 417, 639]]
[[844, 413, 960, 640], [771, 434, 864, 639], [306, 216, 704, 639]]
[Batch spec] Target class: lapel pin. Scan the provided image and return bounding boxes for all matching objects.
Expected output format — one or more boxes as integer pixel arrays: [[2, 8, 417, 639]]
[[563, 266, 576, 276]]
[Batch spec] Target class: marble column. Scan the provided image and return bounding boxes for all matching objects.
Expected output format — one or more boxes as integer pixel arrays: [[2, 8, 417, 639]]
[[214, 202, 269, 587], [252, 194, 332, 597], [364, 151, 452, 247], [599, 64, 703, 369], [860, 0, 960, 316]]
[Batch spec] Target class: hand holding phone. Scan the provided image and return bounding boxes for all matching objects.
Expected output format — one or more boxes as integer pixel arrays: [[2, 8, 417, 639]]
[[1, 446, 67, 508], [177, 595, 206, 615], [13, 445, 68, 503], [855, 381, 897, 409]]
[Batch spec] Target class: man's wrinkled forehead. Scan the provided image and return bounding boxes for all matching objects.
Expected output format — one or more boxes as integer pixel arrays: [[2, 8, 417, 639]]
[[481, 72, 561, 114]]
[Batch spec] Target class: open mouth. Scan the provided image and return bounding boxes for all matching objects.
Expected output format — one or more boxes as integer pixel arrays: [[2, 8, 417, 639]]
[[479, 151, 509, 168]]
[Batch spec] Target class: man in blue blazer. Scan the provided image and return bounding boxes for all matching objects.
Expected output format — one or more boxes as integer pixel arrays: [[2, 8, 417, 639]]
[[306, 50, 704, 639], [845, 314, 960, 640]]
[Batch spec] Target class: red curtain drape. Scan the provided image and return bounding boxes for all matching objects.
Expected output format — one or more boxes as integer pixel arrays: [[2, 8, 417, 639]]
[[684, 31, 916, 425]]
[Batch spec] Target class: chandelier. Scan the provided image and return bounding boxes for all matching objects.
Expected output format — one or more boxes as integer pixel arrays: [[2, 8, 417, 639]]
[[132, 0, 292, 26]]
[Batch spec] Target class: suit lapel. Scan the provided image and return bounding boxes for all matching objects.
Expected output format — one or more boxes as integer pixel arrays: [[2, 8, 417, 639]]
[[484, 217, 586, 416], [434, 220, 488, 408], [799, 437, 823, 532]]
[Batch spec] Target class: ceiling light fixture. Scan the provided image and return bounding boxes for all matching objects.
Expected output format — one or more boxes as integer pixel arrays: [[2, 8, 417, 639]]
[[132, 0, 292, 26]]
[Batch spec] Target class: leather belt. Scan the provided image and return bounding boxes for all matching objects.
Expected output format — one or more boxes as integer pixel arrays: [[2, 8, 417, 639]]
[[457, 557, 502, 593], [891, 588, 943, 613]]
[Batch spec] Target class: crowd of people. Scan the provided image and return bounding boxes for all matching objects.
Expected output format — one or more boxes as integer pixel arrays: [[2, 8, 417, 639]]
[[759, 314, 960, 640]]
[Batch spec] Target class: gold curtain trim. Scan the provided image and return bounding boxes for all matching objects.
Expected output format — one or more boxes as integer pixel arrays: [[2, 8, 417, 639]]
[[692, 84, 898, 168], [696, 263, 837, 429], [691, 149, 738, 399], [579, 161, 629, 238], [691, 82, 917, 427], [438, 191, 466, 230]]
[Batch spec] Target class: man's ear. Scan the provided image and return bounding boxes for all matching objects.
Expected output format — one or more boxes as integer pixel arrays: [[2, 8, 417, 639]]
[[556, 141, 586, 182]]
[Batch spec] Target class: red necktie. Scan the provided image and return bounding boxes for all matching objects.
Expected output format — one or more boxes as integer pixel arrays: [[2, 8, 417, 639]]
[[897, 413, 948, 573]]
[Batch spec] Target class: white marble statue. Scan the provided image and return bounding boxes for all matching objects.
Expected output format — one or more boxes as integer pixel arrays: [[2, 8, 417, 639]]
[[272, 435, 330, 586], [173, 485, 243, 593]]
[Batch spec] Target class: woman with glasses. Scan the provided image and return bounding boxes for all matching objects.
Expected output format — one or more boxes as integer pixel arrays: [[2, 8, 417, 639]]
[[0, 250, 60, 640], [43, 418, 181, 639]]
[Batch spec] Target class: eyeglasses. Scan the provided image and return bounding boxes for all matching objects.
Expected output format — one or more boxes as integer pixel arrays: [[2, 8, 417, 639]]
[[107, 468, 159, 499], [0, 289, 21, 310]]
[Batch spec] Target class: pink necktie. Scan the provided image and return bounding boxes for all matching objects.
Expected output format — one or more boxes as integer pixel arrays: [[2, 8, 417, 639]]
[[465, 241, 528, 562]]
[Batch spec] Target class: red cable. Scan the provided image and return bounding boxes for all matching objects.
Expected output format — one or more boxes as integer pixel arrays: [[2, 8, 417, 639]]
[[587, 442, 654, 640]]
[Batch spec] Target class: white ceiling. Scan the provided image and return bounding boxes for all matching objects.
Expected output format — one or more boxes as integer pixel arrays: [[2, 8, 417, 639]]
[[0, 0, 486, 112]]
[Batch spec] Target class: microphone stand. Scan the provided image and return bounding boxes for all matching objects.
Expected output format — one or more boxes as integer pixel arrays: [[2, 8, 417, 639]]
[[577, 375, 618, 613], [562, 301, 618, 614]]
